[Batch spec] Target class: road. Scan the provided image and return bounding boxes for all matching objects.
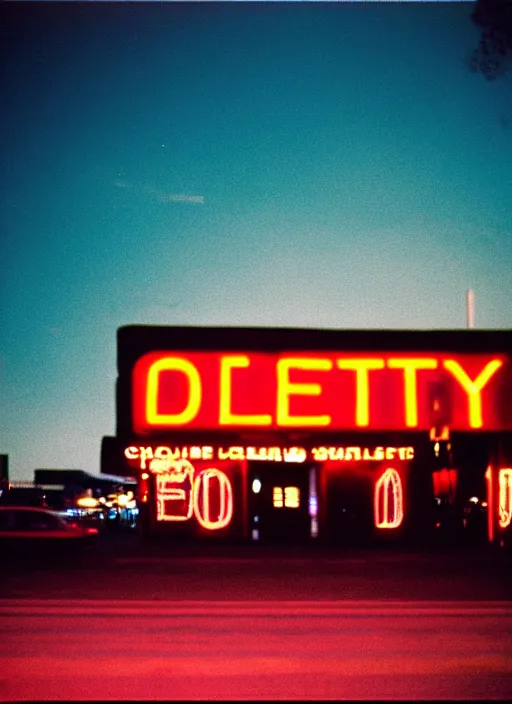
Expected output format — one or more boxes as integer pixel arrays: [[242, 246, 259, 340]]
[[1, 532, 511, 700], [1, 599, 511, 700]]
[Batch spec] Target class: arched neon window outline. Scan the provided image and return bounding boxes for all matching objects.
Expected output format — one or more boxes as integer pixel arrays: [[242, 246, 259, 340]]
[[498, 468, 512, 529], [374, 467, 404, 529], [193, 468, 233, 530]]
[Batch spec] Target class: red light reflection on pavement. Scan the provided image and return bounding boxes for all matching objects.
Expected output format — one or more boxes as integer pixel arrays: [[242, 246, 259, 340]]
[[1, 600, 511, 701]]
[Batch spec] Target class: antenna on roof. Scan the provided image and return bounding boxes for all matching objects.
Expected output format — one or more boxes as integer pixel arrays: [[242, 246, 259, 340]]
[[466, 289, 475, 329]]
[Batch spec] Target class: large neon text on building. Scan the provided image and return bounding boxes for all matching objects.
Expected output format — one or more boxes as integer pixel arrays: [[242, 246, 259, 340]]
[[152, 459, 234, 529], [132, 352, 507, 434]]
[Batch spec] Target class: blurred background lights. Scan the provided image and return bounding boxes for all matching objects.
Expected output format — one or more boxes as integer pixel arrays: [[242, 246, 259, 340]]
[[252, 479, 262, 494]]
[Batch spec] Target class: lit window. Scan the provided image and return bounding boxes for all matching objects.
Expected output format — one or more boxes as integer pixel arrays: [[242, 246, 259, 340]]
[[284, 486, 300, 508], [273, 487, 284, 508], [272, 486, 300, 508]]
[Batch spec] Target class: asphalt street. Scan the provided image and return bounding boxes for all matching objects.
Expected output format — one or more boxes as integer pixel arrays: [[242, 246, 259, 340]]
[[1, 528, 510, 602], [1, 530, 511, 700], [1, 599, 511, 700]]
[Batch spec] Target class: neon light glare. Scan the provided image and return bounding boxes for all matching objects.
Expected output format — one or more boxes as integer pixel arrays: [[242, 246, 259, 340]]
[[76, 497, 100, 508], [498, 468, 512, 529], [132, 352, 507, 433], [374, 468, 404, 529]]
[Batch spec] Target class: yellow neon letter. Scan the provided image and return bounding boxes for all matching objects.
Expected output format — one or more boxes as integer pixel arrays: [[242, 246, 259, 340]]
[[146, 357, 201, 426], [219, 355, 272, 426], [498, 468, 512, 529], [276, 358, 332, 426], [336, 358, 385, 426], [124, 446, 139, 460], [374, 467, 404, 529], [387, 358, 438, 427], [443, 359, 503, 428]]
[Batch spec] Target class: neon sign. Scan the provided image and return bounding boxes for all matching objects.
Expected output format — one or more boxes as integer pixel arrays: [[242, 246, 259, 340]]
[[374, 468, 404, 529], [124, 444, 415, 470], [155, 460, 194, 521], [498, 468, 512, 529], [155, 459, 233, 530], [193, 468, 233, 530], [132, 351, 506, 434]]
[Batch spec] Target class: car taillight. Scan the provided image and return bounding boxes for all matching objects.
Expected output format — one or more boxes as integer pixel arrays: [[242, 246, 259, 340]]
[[85, 527, 99, 535]]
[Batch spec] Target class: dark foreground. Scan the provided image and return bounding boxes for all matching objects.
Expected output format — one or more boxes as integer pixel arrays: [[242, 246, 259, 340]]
[[1, 531, 511, 700], [2, 528, 511, 601], [2, 599, 511, 701]]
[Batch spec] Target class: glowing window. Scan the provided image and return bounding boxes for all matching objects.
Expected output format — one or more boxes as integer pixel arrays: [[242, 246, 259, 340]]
[[284, 486, 300, 508], [273, 487, 284, 508], [498, 468, 512, 529], [272, 486, 300, 508], [374, 467, 404, 529]]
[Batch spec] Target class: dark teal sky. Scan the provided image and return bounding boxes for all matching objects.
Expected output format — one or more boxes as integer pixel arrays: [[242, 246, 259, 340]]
[[1, 1, 511, 480]]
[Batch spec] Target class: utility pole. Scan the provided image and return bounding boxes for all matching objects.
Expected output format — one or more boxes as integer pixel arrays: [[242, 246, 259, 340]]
[[466, 289, 475, 329]]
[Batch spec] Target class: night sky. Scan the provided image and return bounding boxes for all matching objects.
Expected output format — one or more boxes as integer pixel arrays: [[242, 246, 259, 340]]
[[1, 1, 511, 480]]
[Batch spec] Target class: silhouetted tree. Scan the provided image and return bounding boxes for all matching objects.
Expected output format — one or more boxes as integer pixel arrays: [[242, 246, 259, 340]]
[[468, 0, 512, 80]]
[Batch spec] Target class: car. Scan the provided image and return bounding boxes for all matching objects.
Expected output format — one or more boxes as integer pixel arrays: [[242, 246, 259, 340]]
[[0, 506, 99, 555]]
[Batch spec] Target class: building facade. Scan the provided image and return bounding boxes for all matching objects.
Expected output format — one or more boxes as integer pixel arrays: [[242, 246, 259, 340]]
[[100, 325, 512, 547]]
